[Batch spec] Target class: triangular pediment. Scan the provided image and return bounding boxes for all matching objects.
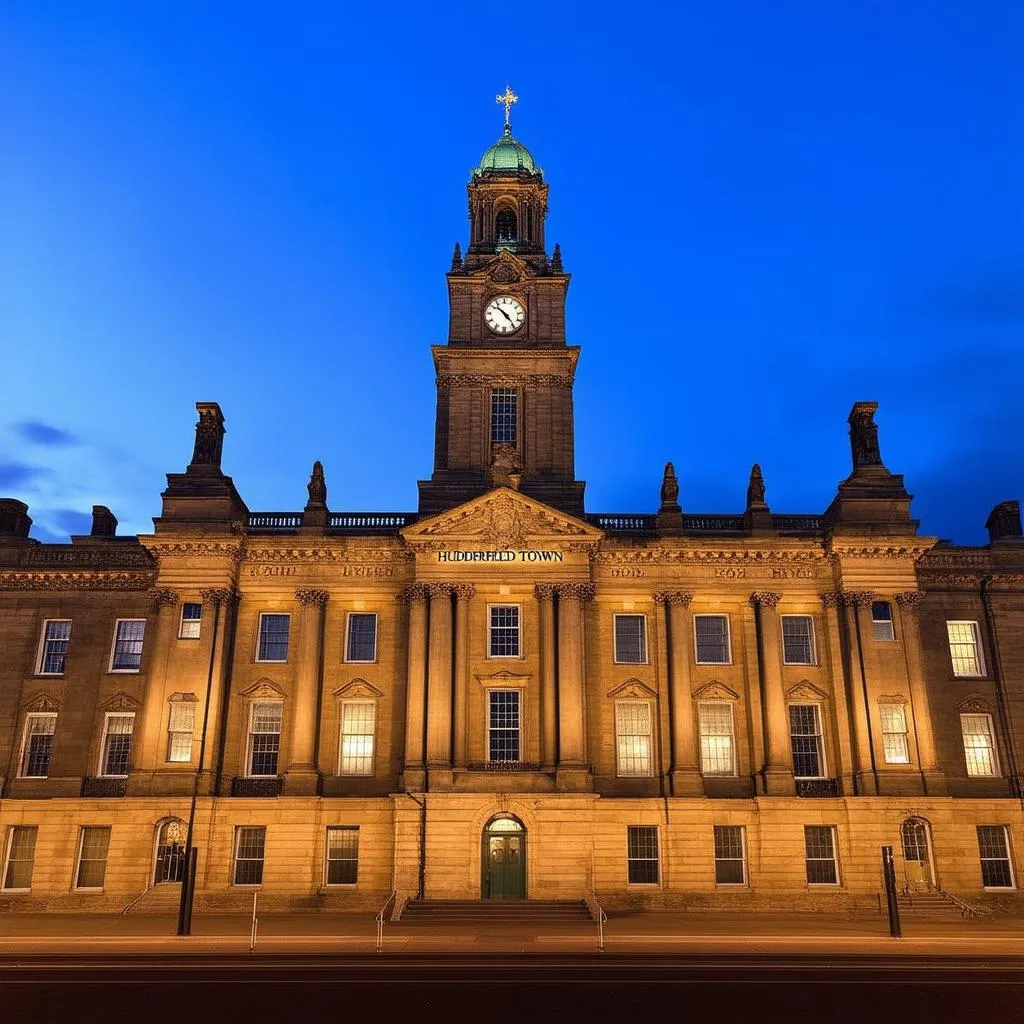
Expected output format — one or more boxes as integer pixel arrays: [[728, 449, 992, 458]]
[[463, 249, 534, 284], [403, 488, 602, 550], [333, 678, 384, 700], [100, 691, 140, 712], [476, 669, 531, 687], [786, 679, 829, 701], [608, 678, 658, 700], [692, 680, 740, 701], [240, 678, 286, 700]]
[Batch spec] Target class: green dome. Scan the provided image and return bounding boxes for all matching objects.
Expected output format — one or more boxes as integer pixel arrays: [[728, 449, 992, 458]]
[[473, 125, 541, 178]]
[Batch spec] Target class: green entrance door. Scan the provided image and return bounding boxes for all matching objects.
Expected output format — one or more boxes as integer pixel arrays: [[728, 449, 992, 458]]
[[482, 815, 526, 899]]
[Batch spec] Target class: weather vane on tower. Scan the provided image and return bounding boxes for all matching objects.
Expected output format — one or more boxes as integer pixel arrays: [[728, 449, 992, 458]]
[[496, 85, 518, 130]]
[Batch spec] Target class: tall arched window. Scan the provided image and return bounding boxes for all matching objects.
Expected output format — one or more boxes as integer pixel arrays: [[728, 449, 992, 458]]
[[154, 818, 187, 884], [495, 208, 517, 243]]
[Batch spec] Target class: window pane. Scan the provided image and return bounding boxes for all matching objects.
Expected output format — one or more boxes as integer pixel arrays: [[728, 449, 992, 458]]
[[491, 388, 517, 445], [782, 616, 814, 664], [616, 702, 652, 776], [871, 602, 895, 641], [614, 615, 647, 664], [804, 825, 838, 884], [179, 603, 202, 639], [977, 826, 1014, 888], [21, 714, 56, 777], [880, 704, 910, 764], [789, 705, 823, 777], [41, 620, 71, 673], [326, 827, 359, 885], [346, 614, 378, 662], [488, 691, 520, 762], [947, 622, 982, 676], [167, 702, 195, 763], [489, 606, 520, 658], [102, 715, 134, 776], [627, 826, 659, 884], [695, 615, 729, 664], [233, 827, 265, 885], [699, 703, 735, 776], [4, 827, 38, 889], [258, 614, 290, 661], [714, 825, 746, 885], [961, 714, 996, 777], [112, 620, 146, 670], [340, 701, 376, 775], [76, 827, 111, 888]]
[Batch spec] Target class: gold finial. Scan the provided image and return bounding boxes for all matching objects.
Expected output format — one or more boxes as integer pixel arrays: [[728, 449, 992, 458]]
[[496, 85, 518, 129]]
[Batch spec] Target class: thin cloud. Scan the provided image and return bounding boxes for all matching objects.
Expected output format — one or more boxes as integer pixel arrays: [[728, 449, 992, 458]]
[[0, 461, 53, 490], [13, 421, 81, 446]]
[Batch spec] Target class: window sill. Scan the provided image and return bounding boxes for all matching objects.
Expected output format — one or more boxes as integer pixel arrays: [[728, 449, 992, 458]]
[[254, 659, 288, 665], [232, 884, 263, 889], [34, 672, 65, 678], [73, 887, 104, 893], [714, 882, 749, 889], [613, 660, 650, 667], [109, 668, 141, 674], [343, 659, 377, 665], [695, 661, 732, 667], [1, 888, 31, 894], [626, 882, 662, 889], [807, 883, 842, 888]]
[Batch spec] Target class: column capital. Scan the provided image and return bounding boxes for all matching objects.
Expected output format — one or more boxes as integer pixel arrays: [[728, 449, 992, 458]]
[[399, 583, 430, 603], [452, 583, 477, 602], [654, 590, 693, 607], [821, 592, 841, 608], [534, 583, 557, 602], [425, 582, 456, 600], [895, 590, 923, 609], [200, 587, 236, 606], [749, 591, 782, 609], [295, 588, 329, 607], [150, 588, 179, 610], [840, 590, 875, 607], [557, 582, 595, 602]]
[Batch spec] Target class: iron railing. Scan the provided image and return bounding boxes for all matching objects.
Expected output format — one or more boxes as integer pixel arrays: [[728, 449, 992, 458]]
[[81, 777, 127, 797], [246, 511, 417, 534], [585, 891, 608, 952], [376, 890, 397, 952]]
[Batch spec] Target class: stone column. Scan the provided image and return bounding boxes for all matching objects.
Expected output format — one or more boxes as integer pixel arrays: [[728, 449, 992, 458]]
[[821, 593, 856, 797], [133, 589, 180, 777], [655, 591, 702, 796], [749, 591, 794, 794], [556, 583, 594, 789], [841, 591, 878, 795], [401, 584, 429, 791], [197, 588, 237, 795], [535, 584, 557, 770], [896, 591, 946, 794], [425, 583, 455, 787], [452, 584, 476, 770], [283, 589, 328, 794]]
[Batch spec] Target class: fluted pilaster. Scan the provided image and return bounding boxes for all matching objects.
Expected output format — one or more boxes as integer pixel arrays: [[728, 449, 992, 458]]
[[284, 589, 328, 793], [749, 591, 793, 794]]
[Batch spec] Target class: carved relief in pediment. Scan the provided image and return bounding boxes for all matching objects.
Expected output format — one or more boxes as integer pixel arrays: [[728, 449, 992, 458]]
[[100, 691, 140, 712], [332, 678, 384, 700], [476, 669, 531, 687], [240, 678, 286, 700], [22, 692, 61, 713], [786, 680, 829, 701], [691, 681, 740, 701], [607, 678, 658, 700], [956, 694, 993, 714]]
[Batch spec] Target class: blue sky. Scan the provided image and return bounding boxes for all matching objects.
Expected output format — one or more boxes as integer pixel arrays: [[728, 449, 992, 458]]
[[1, 1, 1021, 544]]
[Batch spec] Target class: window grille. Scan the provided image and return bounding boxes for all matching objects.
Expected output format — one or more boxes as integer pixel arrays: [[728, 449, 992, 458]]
[[20, 713, 56, 778], [101, 714, 134, 776], [75, 826, 111, 889], [489, 606, 520, 658], [961, 714, 997, 777], [613, 614, 647, 664], [325, 826, 359, 885], [804, 825, 839, 884], [345, 613, 378, 662], [488, 691, 521, 763], [340, 701, 375, 775], [248, 702, 282, 777], [233, 826, 266, 886], [111, 619, 146, 671], [615, 701, 652, 776], [179, 603, 202, 639], [947, 621, 984, 677], [490, 388, 517, 445], [871, 601, 894, 641], [627, 826, 660, 884], [167, 701, 195, 763], [781, 615, 815, 665], [39, 620, 71, 674], [694, 615, 730, 664], [257, 614, 290, 662], [977, 825, 1015, 889], [789, 704, 824, 778], [3, 826, 38, 890], [714, 825, 747, 885], [699, 702, 736, 776], [880, 703, 910, 764]]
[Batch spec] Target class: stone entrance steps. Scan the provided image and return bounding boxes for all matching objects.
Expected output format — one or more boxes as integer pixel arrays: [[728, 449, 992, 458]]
[[123, 883, 182, 914], [896, 890, 976, 920], [401, 899, 592, 923]]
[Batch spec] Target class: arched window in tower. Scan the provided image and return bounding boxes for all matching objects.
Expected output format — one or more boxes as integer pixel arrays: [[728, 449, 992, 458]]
[[495, 207, 517, 244]]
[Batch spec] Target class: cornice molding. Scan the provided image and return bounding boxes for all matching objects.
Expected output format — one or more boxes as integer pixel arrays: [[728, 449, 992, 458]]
[[0, 571, 155, 591]]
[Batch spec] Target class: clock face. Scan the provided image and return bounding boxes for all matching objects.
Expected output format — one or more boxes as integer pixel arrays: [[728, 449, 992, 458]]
[[484, 296, 525, 335]]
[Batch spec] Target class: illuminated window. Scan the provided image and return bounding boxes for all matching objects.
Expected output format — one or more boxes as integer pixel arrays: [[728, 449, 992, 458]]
[[880, 703, 910, 764], [615, 701, 653, 777], [345, 613, 378, 663], [19, 713, 56, 778], [781, 615, 815, 665], [961, 714, 998, 777], [977, 826, 1015, 889], [490, 388, 517, 445], [694, 615, 730, 664], [699, 702, 735, 776], [789, 704, 825, 778], [627, 826, 660, 884], [37, 620, 71, 675], [167, 700, 195, 763], [256, 613, 290, 663], [488, 691, 521, 763], [804, 825, 839, 885], [99, 713, 134, 777], [232, 826, 265, 886], [947, 621, 984, 677], [714, 825, 747, 885], [325, 827, 359, 885], [2, 826, 38, 891], [110, 619, 146, 672], [339, 701, 375, 775], [489, 606, 520, 658], [74, 826, 111, 890], [613, 614, 647, 664], [247, 702, 282, 777], [179, 603, 202, 639], [871, 601, 894, 642]]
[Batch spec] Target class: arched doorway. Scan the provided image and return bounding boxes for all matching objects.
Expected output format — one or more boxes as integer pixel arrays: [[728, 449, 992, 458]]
[[900, 817, 936, 892], [154, 818, 187, 884], [481, 814, 526, 900]]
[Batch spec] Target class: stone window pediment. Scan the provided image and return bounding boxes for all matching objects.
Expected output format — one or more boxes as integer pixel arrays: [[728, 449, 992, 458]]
[[476, 669, 530, 688], [785, 679, 828, 702], [168, 691, 199, 703], [332, 678, 384, 700], [240, 678, 286, 700], [23, 692, 61, 713], [99, 691, 140, 712], [607, 678, 657, 700], [956, 694, 993, 715], [691, 680, 740, 701]]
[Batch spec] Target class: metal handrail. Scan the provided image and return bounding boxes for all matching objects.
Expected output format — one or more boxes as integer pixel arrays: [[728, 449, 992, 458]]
[[376, 890, 397, 952], [585, 891, 608, 952], [940, 888, 982, 919], [121, 886, 150, 915]]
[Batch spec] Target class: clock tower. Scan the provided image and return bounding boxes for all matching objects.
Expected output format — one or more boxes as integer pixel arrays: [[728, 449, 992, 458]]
[[418, 90, 586, 516]]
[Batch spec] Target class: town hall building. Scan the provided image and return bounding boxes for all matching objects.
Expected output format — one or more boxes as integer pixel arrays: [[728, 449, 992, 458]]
[[2, 95, 1024, 919]]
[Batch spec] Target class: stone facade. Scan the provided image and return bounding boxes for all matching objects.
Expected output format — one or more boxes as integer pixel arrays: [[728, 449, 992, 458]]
[[2, 119, 1024, 916]]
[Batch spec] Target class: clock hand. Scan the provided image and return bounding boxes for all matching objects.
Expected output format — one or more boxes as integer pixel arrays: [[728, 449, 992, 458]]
[[496, 306, 514, 325]]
